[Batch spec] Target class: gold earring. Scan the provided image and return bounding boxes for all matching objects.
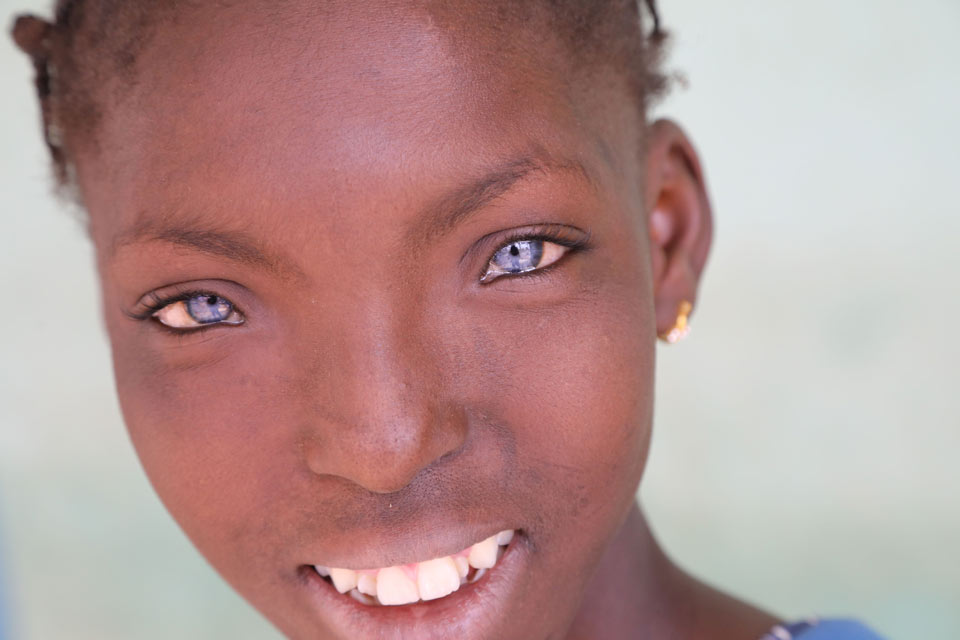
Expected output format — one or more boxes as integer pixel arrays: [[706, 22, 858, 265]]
[[659, 300, 692, 344]]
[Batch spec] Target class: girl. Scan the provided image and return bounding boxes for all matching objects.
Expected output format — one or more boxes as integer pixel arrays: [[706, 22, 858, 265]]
[[11, 1, 886, 638]]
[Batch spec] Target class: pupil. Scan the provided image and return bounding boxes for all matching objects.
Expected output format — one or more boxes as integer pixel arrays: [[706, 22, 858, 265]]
[[186, 294, 232, 324], [490, 239, 544, 275]]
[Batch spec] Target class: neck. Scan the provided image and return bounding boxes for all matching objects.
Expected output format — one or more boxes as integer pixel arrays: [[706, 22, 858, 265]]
[[566, 501, 778, 640]]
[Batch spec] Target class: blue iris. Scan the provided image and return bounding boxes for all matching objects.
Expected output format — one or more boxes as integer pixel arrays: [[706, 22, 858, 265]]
[[186, 295, 233, 324], [491, 240, 543, 274]]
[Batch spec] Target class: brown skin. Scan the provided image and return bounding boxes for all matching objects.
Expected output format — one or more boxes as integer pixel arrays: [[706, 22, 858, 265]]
[[64, 1, 776, 638]]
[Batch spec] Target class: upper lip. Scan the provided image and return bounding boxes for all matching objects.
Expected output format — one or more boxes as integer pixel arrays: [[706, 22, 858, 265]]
[[301, 524, 517, 571]]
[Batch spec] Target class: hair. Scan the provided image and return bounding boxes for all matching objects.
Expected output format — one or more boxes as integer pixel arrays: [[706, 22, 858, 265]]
[[11, 0, 669, 192]]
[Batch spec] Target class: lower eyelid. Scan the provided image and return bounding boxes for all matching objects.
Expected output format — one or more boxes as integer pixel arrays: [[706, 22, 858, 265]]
[[483, 258, 569, 286], [152, 320, 218, 339]]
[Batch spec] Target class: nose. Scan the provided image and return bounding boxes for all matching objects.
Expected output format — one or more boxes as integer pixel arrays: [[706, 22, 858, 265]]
[[301, 310, 467, 494]]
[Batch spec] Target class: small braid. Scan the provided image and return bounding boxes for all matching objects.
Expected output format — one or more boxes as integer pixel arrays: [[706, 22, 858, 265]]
[[644, 0, 662, 38], [12, 14, 67, 184], [642, 0, 670, 101]]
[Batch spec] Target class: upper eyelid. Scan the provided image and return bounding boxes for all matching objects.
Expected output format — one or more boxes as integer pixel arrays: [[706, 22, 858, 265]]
[[464, 223, 583, 264]]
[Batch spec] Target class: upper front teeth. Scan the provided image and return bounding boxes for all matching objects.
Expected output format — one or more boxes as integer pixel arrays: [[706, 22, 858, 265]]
[[376, 566, 419, 605], [328, 567, 358, 594], [416, 557, 461, 601], [315, 529, 515, 606], [356, 573, 377, 597]]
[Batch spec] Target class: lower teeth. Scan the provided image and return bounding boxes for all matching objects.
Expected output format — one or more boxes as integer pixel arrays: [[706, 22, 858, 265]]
[[348, 589, 377, 606], [466, 567, 487, 584]]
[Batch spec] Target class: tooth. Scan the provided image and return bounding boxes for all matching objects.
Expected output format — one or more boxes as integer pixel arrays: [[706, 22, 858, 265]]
[[348, 588, 376, 606], [468, 534, 499, 569], [329, 568, 358, 593], [376, 566, 419, 605], [453, 556, 469, 579], [314, 565, 331, 577], [416, 557, 461, 601], [357, 573, 377, 597], [468, 567, 488, 584], [495, 529, 514, 545]]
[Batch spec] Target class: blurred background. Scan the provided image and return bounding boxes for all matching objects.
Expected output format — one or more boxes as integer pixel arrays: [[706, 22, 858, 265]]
[[1, 0, 957, 638]]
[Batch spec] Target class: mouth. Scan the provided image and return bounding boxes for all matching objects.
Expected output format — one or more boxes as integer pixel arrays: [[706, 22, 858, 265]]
[[310, 529, 516, 606]]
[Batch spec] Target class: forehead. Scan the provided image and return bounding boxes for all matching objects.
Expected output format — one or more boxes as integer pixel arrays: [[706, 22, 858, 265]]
[[78, 0, 636, 247]]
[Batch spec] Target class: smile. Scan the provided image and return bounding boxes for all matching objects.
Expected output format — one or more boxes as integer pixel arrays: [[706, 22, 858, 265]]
[[314, 529, 515, 606]]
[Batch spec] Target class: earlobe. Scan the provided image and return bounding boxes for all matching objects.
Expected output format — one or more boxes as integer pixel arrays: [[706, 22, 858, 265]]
[[643, 119, 713, 341]]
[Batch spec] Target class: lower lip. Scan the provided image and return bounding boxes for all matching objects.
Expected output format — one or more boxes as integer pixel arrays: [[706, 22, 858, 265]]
[[298, 532, 529, 639]]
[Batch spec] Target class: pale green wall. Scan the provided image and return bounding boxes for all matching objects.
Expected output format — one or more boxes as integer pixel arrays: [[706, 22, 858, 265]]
[[2, 1, 957, 638]]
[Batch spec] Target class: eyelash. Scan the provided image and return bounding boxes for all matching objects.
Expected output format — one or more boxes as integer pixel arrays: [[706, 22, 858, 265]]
[[131, 289, 220, 319], [130, 226, 588, 333], [477, 225, 590, 283], [128, 288, 244, 336]]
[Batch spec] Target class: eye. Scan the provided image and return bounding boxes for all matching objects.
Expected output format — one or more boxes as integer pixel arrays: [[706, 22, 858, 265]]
[[480, 238, 571, 283], [153, 294, 244, 330]]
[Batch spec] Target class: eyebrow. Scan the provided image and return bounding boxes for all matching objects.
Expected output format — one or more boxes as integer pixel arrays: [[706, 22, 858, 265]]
[[408, 153, 594, 250], [111, 222, 299, 277], [111, 152, 594, 270]]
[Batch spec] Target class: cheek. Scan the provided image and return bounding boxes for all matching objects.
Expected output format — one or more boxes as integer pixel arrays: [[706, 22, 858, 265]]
[[461, 279, 655, 542], [109, 325, 304, 571]]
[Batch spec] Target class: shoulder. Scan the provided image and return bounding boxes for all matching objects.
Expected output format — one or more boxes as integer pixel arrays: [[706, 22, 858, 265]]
[[761, 619, 887, 640]]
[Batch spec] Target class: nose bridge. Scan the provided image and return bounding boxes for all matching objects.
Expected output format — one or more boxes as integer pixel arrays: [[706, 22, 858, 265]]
[[303, 288, 464, 493], [362, 313, 431, 435]]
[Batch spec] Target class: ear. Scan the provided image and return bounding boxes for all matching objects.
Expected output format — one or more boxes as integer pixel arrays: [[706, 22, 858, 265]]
[[12, 15, 52, 59], [644, 119, 713, 338]]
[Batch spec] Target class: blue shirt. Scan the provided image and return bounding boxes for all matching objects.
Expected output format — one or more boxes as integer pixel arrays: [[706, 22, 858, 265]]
[[761, 619, 886, 640]]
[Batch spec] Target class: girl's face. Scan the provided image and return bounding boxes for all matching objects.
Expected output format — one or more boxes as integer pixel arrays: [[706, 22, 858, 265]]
[[75, 2, 707, 638]]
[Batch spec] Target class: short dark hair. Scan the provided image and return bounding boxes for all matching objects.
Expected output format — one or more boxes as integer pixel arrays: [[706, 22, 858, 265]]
[[11, 0, 668, 189]]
